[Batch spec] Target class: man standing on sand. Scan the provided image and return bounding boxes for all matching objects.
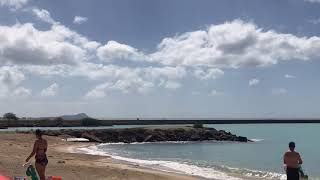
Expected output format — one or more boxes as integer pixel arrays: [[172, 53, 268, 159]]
[[283, 142, 303, 180]]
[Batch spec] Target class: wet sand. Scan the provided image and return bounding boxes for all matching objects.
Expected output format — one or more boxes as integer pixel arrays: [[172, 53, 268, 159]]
[[0, 132, 198, 180]]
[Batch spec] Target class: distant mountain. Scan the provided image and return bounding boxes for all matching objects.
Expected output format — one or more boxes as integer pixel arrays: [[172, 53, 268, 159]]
[[60, 113, 90, 120]]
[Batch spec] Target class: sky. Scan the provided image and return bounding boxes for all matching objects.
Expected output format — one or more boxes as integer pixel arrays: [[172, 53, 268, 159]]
[[0, 0, 320, 118]]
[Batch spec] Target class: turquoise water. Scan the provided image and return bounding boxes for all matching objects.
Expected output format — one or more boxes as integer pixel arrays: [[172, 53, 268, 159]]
[[209, 124, 319, 178], [81, 124, 320, 180]]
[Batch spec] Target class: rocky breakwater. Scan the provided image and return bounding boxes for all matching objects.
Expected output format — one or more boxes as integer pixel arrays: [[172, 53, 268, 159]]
[[39, 126, 250, 143]]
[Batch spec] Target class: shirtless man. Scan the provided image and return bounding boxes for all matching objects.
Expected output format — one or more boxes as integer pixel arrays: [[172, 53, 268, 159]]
[[283, 142, 303, 180], [26, 129, 48, 180]]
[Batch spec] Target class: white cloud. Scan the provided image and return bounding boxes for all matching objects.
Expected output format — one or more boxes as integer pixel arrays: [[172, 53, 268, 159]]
[[84, 65, 186, 96], [0, 0, 29, 9], [41, 83, 59, 97], [0, 8, 99, 70], [32, 8, 57, 24], [194, 68, 224, 80], [30, 8, 100, 51], [94, 20, 320, 70], [87, 82, 110, 96], [72, 63, 186, 83], [0, 66, 26, 97], [145, 66, 186, 80], [85, 79, 153, 95], [150, 20, 320, 68], [161, 81, 181, 89], [284, 74, 295, 78], [21, 65, 71, 77], [113, 79, 154, 93], [3, 18, 320, 96], [13, 87, 32, 97], [308, 18, 320, 25], [85, 89, 106, 99], [272, 88, 287, 95], [51, 24, 100, 50], [0, 23, 91, 66], [209, 89, 220, 96], [70, 63, 118, 80], [0, 66, 25, 86], [73, 16, 88, 24], [249, 78, 260, 86], [305, 0, 320, 3], [97, 41, 145, 62]]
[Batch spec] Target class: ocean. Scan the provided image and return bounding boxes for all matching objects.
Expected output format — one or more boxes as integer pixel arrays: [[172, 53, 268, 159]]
[[75, 124, 320, 180]]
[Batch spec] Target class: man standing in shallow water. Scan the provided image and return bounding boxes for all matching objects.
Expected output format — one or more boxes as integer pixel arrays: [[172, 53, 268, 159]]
[[283, 142, 303, 180]]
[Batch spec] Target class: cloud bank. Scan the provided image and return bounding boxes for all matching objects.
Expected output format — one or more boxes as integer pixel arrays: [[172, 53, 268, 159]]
[[249, 79, 260, 86], [2, 14, 320, 97], [73, 16, 88, 24], [41, 83, 59, 97], [0, 0, 29, 9]]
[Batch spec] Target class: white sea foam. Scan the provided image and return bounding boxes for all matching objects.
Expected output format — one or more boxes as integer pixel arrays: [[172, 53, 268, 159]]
[[250, 139, 264, 142], [74, 145, 243, 180], [71, 144, 290, 180], [98, 141, 208, 145], [223, 166, 286, 180]]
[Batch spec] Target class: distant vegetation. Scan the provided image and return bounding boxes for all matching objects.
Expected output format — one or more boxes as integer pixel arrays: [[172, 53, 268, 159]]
[[81, 117, 100, 126], [0, 113, 110, 127], [3, 113, 19, 121], [55, 117, 64, 127], [193, 123, 204, 128]]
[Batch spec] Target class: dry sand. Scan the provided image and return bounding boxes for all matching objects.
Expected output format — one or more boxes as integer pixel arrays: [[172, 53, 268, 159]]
[[0, 132, 198, 180]]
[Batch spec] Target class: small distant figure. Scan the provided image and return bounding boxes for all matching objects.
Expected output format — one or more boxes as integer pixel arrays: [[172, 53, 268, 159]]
[[25, 129, 48, 180], [283, 142, 303, 180]]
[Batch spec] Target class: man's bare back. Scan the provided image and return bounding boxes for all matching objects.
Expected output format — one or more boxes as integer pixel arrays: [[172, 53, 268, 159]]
[[284, 151, 302, 168]]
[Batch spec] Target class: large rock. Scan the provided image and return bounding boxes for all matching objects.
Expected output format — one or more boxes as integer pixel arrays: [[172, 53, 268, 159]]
[[237, 136, 248, 142], [39, 126, 249, 144], [81, 132, 103, 143]]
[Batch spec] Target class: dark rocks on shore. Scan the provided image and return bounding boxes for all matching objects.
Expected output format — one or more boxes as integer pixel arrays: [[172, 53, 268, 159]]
[[36, 126, 250, 143]]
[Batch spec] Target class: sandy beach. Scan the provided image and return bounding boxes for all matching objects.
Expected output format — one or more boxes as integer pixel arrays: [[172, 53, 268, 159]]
[[0, 132, 197, 180]]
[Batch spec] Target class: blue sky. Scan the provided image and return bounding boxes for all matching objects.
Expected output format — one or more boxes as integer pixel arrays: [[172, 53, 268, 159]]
[[0, 0, 320, 118]]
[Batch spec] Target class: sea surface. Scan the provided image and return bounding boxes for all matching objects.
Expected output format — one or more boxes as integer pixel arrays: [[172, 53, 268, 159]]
[[75, 124, 320, 180]]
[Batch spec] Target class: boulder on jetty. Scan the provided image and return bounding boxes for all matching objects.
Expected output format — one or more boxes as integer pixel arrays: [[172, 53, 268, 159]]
[[39, 126, 249, 143]]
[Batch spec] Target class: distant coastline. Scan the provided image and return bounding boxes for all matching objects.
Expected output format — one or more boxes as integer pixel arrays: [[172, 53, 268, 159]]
[[1, 118, 320, 128]]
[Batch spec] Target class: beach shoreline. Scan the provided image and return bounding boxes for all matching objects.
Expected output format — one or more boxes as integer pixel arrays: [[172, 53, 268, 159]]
[[0, 132, 199, 180], [64, 143, 211, 180]]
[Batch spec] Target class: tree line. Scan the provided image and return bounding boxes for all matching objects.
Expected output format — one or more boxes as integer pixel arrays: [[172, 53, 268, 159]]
[[1, 113, 100, 127]]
